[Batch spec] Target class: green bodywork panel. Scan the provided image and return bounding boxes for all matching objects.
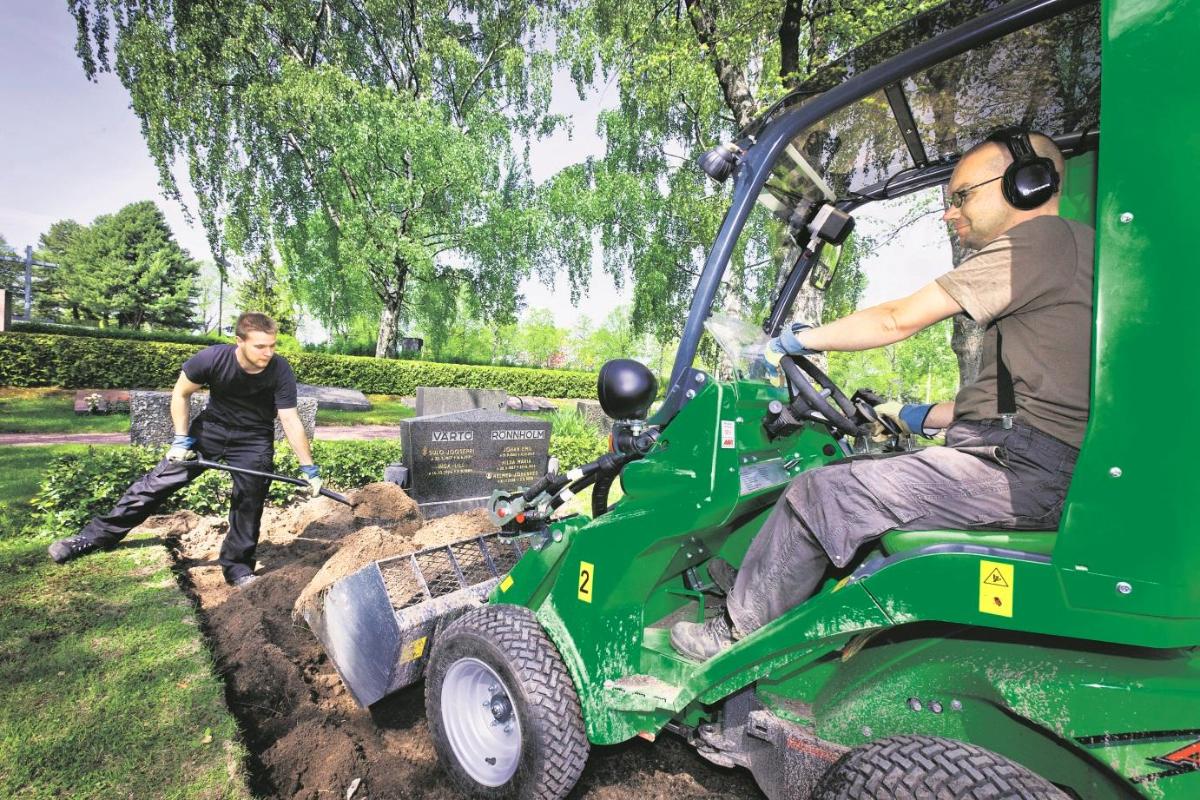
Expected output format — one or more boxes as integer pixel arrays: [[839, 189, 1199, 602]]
[[485, 1, 1200, 797]]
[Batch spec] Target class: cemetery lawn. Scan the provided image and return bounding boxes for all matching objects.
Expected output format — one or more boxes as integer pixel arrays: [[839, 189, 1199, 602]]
[[0, 445, 252, 799], [0, 388, 130, 434], [315, 393, 416, 426]]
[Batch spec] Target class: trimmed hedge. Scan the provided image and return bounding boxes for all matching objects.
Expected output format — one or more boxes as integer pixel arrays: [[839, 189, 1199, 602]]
[[31, 431, 605, 531], [0, 331, 598, 398], [11, 320, 225, 346], [31, 441, 404, 531]]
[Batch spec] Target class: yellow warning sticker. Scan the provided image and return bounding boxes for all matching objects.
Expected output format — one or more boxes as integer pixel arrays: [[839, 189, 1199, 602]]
[[499, 575, 514, 593], [400, 636, 427, 663], [979, 560, 1014, 617], [578, 561, 594, 603]]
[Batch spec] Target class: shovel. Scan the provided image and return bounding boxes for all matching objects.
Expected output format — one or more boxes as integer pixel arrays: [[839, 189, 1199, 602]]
[[193, 458, 353, 506]]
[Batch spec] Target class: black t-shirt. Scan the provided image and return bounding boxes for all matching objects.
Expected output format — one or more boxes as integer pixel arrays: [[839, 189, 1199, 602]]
[[182, 345, 298, 431]]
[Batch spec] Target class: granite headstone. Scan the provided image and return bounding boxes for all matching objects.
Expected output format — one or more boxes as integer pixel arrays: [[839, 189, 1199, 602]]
[[576, 400, 614, 433], [297, 383, 372, 411], [129, 390, 318, 446], [399, 407, 551, 518], [414, 386, 508, 417], [0, 289, 11, 331], [74, 389, 131, 414]]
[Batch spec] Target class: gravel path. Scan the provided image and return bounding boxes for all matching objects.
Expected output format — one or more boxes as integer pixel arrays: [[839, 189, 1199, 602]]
[[0, 424, 401, 446]]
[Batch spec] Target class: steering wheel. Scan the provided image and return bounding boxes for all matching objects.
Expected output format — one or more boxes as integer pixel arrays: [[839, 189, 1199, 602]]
[[778, 354, 862, 437]]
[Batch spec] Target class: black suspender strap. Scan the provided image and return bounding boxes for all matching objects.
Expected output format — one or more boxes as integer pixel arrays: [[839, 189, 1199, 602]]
[[996, 325, 1017, 429]]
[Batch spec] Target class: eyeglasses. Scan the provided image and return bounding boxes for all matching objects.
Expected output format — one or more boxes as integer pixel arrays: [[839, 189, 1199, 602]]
[[948, 175, 1003, 208]]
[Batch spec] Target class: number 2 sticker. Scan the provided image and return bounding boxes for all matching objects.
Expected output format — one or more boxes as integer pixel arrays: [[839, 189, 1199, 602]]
[[578, 561, 594, 603]]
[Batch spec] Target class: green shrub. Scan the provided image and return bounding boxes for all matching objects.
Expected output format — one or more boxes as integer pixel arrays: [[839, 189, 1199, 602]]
[[549, 432, 609, 471], [12, 321, 224, 346], [547, 410, 609, 470], [31, 440, 403, 532], [0, 332, 597, 398]]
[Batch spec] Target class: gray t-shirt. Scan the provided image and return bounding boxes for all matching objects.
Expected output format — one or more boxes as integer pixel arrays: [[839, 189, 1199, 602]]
[[935, 216, 1094, 448]]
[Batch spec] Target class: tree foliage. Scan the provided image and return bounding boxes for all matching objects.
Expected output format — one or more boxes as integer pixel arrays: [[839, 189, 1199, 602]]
[[35, 202, 200, 329], [69, 0, 583, 357], [233, 254, 298, 335], [550, 0, 940, 342], [0, 234, 19, 297]]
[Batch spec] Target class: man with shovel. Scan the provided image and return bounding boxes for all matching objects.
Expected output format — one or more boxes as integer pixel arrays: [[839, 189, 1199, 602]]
[[48, 311, 322, 588]]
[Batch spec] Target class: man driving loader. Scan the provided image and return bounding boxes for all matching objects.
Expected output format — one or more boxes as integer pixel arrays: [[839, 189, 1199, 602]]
[[46, 311, 323, 588], [671, 128, 1094, 661]]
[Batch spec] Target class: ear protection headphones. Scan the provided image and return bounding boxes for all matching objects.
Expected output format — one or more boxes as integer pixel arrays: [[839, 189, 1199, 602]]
[[985, 128, 1061, 210]]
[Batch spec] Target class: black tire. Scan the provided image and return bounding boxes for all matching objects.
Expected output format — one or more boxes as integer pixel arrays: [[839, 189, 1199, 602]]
[[425, 604, 589, 800], [813, 735, 1068, 799]]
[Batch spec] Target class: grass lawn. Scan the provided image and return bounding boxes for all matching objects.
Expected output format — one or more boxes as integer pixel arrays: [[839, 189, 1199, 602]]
[[0, 389, 417, 433], [0, 445, 251, 799], [0, 389, 131, 435], [315, 393, 416, 426]]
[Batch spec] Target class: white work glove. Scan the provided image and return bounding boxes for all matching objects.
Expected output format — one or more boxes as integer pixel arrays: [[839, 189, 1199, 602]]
[[763, 322, 818, 385], [299, 465, 323, 498], [166, 434, 197, 462], [870, 401, 935, 441]]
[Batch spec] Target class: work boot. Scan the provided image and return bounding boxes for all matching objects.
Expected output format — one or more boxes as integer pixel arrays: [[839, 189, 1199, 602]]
[[706, 558, 738, 595], [47, 534, 108, 564], [232, 574, 259, 589], [670, 612, 738, 661]]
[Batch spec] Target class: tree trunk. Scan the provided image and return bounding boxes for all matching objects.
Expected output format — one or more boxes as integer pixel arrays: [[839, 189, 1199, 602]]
[[685, 0, 757, 129], [946, 215, 984, 384], [376, 299, 401, 358], [373, 255, 410, 359]]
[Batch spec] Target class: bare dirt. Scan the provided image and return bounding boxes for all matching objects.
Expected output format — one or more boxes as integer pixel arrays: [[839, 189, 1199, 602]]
[[137, 483, 762, 800]]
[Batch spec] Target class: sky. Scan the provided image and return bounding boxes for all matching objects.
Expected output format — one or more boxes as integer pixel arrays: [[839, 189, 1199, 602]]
[[0, 2, 951, 338]]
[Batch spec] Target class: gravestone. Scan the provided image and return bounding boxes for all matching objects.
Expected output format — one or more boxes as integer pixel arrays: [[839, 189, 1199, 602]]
[[576, 400, 614, 433], [505, 396, 557, 412], [414, 386, 508, 417], [74, 389, 131, 414], [0, 289, 11, 331], [297, 383, 372, 411], [129, 391, 318, 446], [398, 408, 551, 518]]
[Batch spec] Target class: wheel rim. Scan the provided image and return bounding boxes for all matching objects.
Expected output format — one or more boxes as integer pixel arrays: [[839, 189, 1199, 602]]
[[441, 657, 523, 787]]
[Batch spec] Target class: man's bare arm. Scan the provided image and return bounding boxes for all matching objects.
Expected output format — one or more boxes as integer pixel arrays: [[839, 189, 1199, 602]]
[[171, 371, 204, 436], [797, 281, 964, 353], [925, 401, 956, 430], [277, 408, 315, 466]]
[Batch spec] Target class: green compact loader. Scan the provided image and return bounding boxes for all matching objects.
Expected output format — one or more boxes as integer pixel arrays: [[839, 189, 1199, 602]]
[[302, 0, 1200, 796]]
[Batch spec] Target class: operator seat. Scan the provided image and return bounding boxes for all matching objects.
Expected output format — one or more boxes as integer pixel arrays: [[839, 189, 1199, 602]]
[[880, 529, 1056, 556]]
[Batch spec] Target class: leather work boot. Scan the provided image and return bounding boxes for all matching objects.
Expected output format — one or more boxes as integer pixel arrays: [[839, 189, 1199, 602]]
[[670, 612, 738, 661], [706, 558, 738, 594], [47, 535, 108, 564]]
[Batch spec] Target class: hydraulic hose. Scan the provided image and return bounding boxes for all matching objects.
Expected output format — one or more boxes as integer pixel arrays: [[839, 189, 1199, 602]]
[[592, 470, 617, 518]]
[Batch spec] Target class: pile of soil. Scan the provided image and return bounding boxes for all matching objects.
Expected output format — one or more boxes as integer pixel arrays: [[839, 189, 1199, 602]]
[[137, 484, 761, 799]]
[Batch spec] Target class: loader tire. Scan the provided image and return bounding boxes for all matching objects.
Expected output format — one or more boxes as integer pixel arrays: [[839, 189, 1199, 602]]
[[812, 734, 1068, 799], [425, 604, 589, 800]]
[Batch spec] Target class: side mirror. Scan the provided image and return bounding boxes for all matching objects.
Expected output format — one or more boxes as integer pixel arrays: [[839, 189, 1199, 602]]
[[809, 243, 842, 291]]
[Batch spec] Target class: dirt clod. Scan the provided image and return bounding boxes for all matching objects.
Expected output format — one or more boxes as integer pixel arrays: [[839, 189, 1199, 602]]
[[141, 489, 762, 799], [350, 481, 422, 529]]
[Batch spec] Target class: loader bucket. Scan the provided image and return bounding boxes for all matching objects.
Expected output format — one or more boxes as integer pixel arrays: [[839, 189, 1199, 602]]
[[301, 532, 530, 707]]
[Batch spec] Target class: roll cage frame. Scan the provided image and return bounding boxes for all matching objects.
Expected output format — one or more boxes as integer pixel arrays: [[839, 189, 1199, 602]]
[[652, 0, 1098, 429]]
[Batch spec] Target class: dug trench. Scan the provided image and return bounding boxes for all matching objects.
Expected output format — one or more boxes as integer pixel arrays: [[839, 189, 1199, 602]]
[[137, 482, 763, 800]]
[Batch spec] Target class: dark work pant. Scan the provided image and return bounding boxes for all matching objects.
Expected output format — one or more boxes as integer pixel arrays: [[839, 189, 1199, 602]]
[[727, 419, 1078, 635], [78, 415, 274, 582]]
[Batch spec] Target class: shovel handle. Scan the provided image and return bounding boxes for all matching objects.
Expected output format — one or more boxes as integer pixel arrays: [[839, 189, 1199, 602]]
[[193, 458, 352, 506]]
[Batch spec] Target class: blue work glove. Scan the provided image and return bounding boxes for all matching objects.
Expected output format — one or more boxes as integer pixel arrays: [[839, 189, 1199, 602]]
[[871, 401, 936, 440], [299, 464, 323, 498], [764, 322, 819, 383], [165, 434, 197, 462]]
